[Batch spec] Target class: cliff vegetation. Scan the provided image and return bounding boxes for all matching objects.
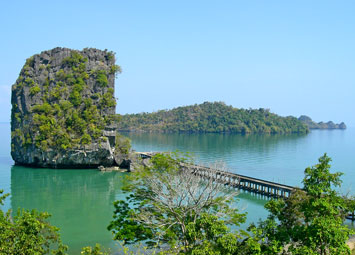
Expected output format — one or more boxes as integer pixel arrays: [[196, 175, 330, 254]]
[[11, 47, 130, 168]]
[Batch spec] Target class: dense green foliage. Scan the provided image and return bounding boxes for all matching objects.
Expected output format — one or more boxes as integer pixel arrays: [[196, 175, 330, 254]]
[[81, 244, 109, 255], [1, 153, 353, 254], [11, 51, 120, 151], [107, 153, 354, 254], [251, 154, 354, 254], [29, 85, 41, 96], [0, 190, 68, 254], [107, 152, 260, 254], [118, 102, 309, 134]]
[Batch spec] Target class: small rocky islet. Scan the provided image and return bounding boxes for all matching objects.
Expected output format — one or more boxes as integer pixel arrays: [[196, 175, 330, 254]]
[[11, 47, 131, 169], [298, 115, 346, 130]]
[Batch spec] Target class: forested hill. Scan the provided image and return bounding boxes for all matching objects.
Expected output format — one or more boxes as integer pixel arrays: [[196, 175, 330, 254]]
[[117, 102, 309, 134]]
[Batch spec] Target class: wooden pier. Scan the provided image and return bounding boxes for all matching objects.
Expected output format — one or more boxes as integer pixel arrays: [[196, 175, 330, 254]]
[[187, 164, 295, 198], [138, 152, 355, 220], [138, 152, 295, 198], [346, 211, 355, 221]]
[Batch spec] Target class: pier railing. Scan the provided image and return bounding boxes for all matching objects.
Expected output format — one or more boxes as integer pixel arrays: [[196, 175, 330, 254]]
[[138, 152, 295, 198], [186, 163, 295, 198], [137, 152, 355, 220]]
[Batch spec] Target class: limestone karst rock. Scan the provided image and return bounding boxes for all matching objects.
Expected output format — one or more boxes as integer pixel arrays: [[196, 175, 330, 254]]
[[11, 47, 130, 168], [298, 115, 346, 130]]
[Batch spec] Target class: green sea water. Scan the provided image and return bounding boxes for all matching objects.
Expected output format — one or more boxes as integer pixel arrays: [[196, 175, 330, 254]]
[[0, 122, 354, 253]]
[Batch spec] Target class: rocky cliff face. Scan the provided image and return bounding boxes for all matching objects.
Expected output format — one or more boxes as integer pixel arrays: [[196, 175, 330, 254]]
[[298, 115, 346, 130], [11, 47, 130, 168]]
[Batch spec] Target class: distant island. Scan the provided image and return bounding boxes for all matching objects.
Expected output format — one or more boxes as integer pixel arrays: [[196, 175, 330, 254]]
[[117, 102, 309, 134], [298, 115, 346, 130]]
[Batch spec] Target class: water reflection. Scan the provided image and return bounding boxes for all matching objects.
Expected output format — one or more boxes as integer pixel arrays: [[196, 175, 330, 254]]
[[122, 132, 310, 185], [11, 166, 126, 254], [6, 128, 355, 253], [122, 132, 308, 156]]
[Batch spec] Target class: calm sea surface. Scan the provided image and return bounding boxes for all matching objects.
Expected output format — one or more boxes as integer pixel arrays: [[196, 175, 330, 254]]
[[0, 122, 354, 253]]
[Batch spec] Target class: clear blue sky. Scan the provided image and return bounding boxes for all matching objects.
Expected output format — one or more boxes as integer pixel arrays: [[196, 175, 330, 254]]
[[1, 1, 354, 126]]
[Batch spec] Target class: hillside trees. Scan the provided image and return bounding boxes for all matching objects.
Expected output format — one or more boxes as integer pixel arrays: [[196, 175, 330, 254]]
[[117, 102, 309, 134], [251, 154, 354, 255], [108, 153, 355, 254], [1, 152, 353, 254], [107, 152, 258, 254], [0, 190, 68, 254]]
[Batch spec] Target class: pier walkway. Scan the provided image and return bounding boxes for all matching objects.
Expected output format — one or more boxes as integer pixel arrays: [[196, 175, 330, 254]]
[[138, 152, 295, 198], [137, 152, 355, 220], [187, 163, 295, 198]]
